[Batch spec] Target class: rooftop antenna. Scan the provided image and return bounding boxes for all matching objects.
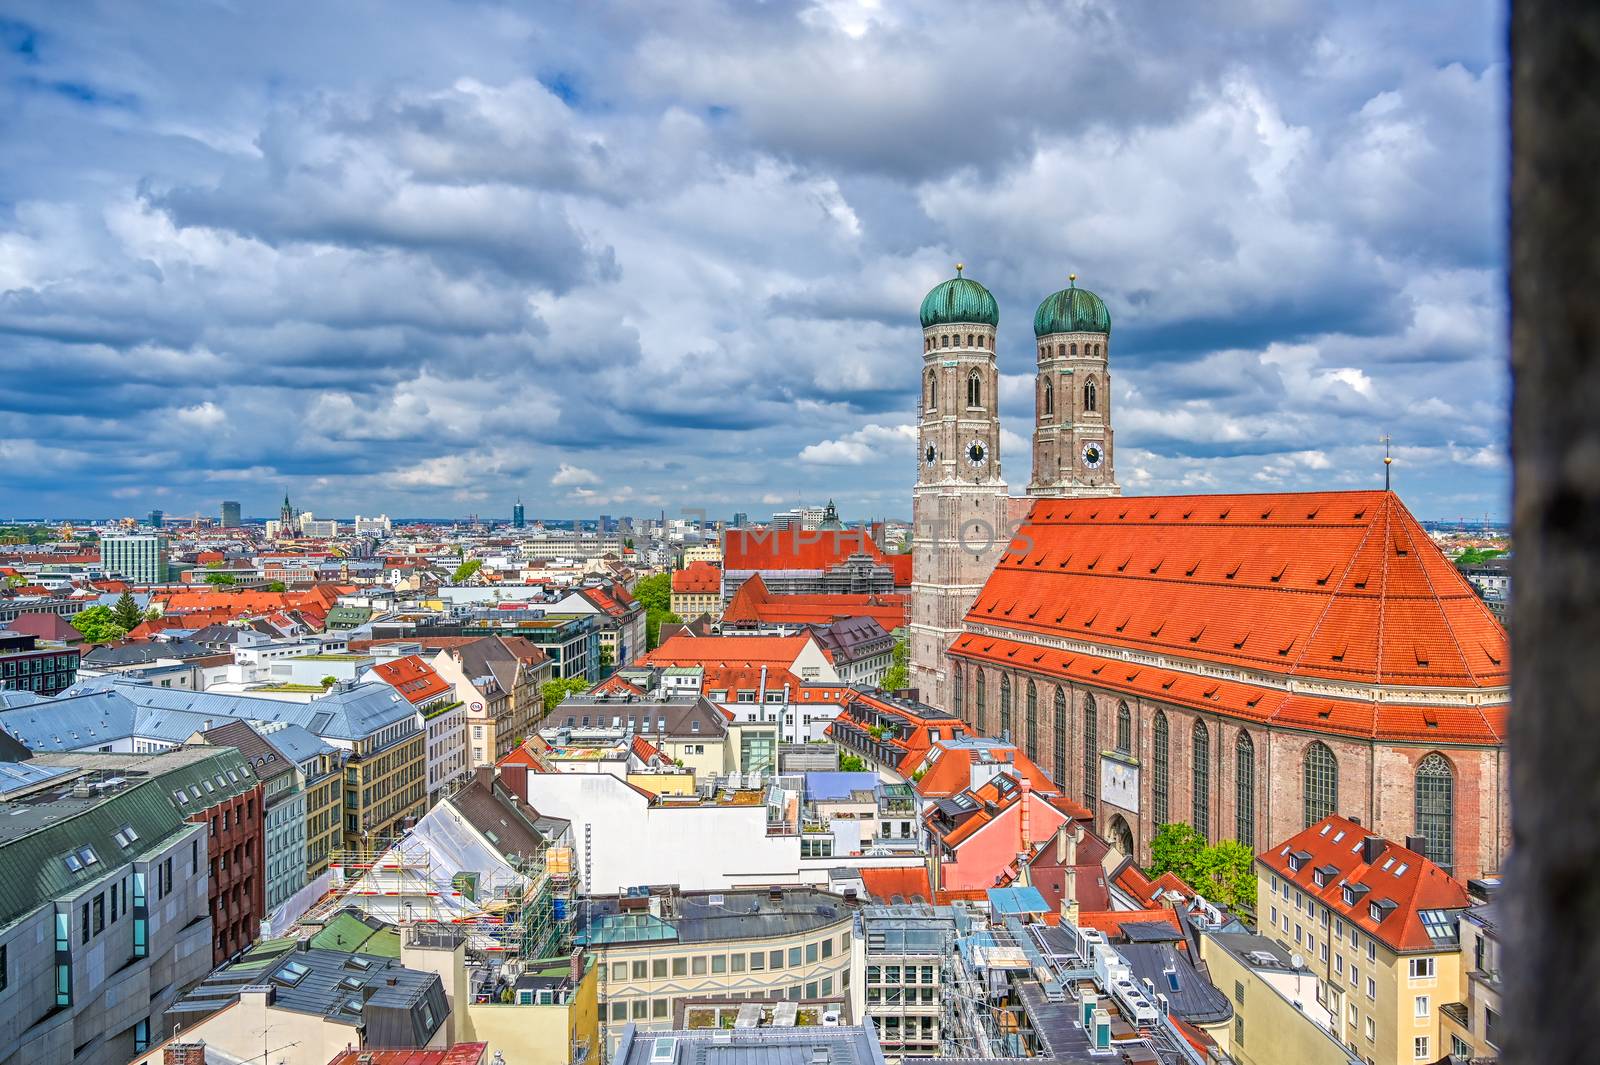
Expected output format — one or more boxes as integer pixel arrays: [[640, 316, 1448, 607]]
[[1381, 433, 1393, 492]]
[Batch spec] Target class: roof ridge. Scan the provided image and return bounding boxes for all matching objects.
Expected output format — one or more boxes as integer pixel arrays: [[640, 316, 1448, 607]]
[[1375, 495, 1392, 692]]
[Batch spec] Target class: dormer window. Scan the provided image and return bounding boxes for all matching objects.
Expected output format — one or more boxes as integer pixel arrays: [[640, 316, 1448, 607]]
[[1314, 869, 1329, 888], [1342, 886, 1356, 906], [1369, 902, 1385, 922]]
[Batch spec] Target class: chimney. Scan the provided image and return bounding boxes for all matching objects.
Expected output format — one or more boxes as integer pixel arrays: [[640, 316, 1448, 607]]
[[1018, 777, 1033, 851], [474, 765, 496, 790], [165, 1043, 208, 1065], [570, 948, 584, 985], [1404, 835, 1428, 856], [1361, 836, 1386, 865], [1062, 824, 1082, 925]]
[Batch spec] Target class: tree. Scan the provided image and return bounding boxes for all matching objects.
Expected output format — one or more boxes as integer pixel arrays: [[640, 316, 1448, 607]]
[[111, 591, 143, 632], [265, 580, 287, 592], [71, 605, 127, 644], [599, 646, 615, 670], [203, 571, 237, 586], [880, 632, 910, 690], [320, 675, 338, 689], [839, 753, 866, 772], [632, 572, 681, 649], [542, 675, 590, 713], [452, 558, 483, 583], [1148, 822, 1257, 912], [1455, 547, 1505, 567]]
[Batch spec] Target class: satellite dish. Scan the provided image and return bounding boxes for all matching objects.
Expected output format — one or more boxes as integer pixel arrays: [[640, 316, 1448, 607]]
[[1291, 953, 1305, 970]]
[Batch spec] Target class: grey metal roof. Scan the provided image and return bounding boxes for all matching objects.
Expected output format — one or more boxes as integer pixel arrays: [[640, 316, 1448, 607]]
[[1117, 942, 1233, 1025], [585, 888, 849, 947], [614, 1024, 885, 1065]]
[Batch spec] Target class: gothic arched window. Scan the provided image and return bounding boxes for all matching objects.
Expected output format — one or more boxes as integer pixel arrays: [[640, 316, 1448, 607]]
[[941, 334, 950, 348], [1053, 687, 1068, 787], [927, 370, 937, 410], [1304, 742, 1339, 827], [1083, 695, 1098, 810], [1192, 720, 1211, 839], [1116, 701, 1132, 753], [1043, 379, 1054, 417], [1152, 710, 1170, 826], [975, 670, 987, 733], [1025, 681, 1039, 762], [1415, 754, 1455, 872], [999, 674, 1012, 739], [953, 664, 964, 721], [1084, 378, 1098, 412], [1235, 731, 1256, 849], [968, 370, 982, 408]]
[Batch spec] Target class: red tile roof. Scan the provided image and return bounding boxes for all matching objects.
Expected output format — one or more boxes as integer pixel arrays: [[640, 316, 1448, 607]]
[[370, 654, 453, 706], [724, 528, 912, 587], [671, 561, 722, 594], [912, 740, 1060, 800], [968, 490, 1506, 691], [722, 573, 909, 630], [1075, 908, 1183, 938], [1257, 814, 1469, 953], [326, 1045, 487, 1065], [860, 866, 933, 904]]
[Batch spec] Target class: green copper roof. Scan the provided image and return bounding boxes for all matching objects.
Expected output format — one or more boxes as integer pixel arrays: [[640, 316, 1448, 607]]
[[920, 268, 999, 328], [1034, 279, 1111, 337]]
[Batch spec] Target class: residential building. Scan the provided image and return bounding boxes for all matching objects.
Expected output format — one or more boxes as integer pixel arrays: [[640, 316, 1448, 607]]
[[365, 650, 466, 806], [644, 632, 841, 684], [1441, 879, 1501, 1062], [854, 905, 957, 1058], [0, 745, 217, 1065], [1257, 815, 1471, 1065], [580, 887, 854, 1054], [426, 636, 552, 767], [670, 561, 722, 618], [808, 616, 895, 688], [544, 694, 732, 782], [1201, 932, 1360, 1065], [269, 720, 343, 880], [922, 773, 1086, 892], [100, 534, 167, 583], [0, 628, 80, 696], [681, 542, 721, 565], [25, 748, 266, 965], [220, 501, 241, 528], [720, 573, 908, 635], [551, 583, 646, 675], [826, 689, 974, 777], [449, 612, 596, 680], [193, 720, 313, 913]]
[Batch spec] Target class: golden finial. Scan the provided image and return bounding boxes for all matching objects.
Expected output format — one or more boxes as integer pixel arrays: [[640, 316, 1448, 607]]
[[1069, 273, 1077, 284], [955, 262, 964, 276], [1381, 433, 1394, 491]]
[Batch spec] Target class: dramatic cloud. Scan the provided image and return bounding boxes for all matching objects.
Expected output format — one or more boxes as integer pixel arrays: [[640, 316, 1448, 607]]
[[0, 0, 1508, 520]]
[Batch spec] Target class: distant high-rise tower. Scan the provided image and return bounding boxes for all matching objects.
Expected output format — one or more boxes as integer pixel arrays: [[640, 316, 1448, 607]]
[[220, 500, 241, 528], [148, 509, 164, 529], [513, 499, 526, 529], [280, 493, 294, 526]]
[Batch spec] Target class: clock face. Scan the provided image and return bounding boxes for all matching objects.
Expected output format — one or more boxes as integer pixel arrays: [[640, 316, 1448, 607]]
[[966, 440, 988, 468], [1082, 441, 1105, 469], [924, 443, 937, 466]]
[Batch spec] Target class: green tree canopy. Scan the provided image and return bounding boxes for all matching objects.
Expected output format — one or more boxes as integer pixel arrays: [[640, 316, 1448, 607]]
[[71, 605, 127, 644], [1148, 822, 1257, 912], [542, 675, 591, 714], [880, 632, 910, 690], [839, 753, 866, 773], [265, 580, 287, 592], [1454, 547, 1505, 567], [203, 571, 237, 586], [632, 572, 681, 650], [452, 558, 483, 583], [111, 591, 143, 632]]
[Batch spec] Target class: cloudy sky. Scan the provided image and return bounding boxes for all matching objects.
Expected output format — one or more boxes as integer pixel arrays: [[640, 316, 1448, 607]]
[[0, 0, 1507, 522]]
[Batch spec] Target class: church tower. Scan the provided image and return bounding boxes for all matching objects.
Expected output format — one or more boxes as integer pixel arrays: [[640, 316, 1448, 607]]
[[909, 266, 1011, 711], [1028, 276, 1120, 496]]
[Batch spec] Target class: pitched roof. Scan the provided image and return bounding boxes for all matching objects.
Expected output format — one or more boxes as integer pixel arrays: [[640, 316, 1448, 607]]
[[1257, 814, 1469, 952], [3, 612, 82, 644], [968, 491, 1507, 696], [1076, 908, 1183, 938], [370, 655, 453, 706], [671, 561, 722, 594], [644, 633, 814, 670], [198, 720, 296, 780], [859, 866, 933, 904], [721, 573, 910, 630], [449, 772, 564, 860]]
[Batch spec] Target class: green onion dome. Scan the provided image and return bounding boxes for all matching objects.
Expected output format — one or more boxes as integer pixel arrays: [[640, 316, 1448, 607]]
[[1033, 275, 1111, 337], [920, 264, 999, 328]]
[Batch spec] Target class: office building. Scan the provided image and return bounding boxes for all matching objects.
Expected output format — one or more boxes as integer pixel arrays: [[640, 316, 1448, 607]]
[[147, 509, 164, 529], [100, 534, 166, 583], [0, 628, 80, 696], [514, 500, 527, 529], [613, 1024, 885, 1065], [219, 501, 241, 528], [855, 905, 957, 1057]]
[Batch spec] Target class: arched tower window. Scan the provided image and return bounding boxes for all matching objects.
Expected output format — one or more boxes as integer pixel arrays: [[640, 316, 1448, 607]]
[[1414, 754, 1455, 872], [1070, 342, 1078, 356], [1304, 742, 1339, 827], [1084, 378, 1097, 413], [1192, 720, 1211, 839], [1025, 681, 1038, 762], [974, 670, 987, 734], [966, 333, 974, 347], [941, 335, 950, 348], [953, 664, 964, 721], [999, 674, 1012, 739], [1116, 702, 1132, 753], [1152, 711, 1170, 826], [967, 370, 982, 408], [1053, 688, 1068, 788], [1082, 695, 1098, 810], [927, 370, 937, 410], [1043, 379, 1054, 417], [1235, 731, 1256, 849]]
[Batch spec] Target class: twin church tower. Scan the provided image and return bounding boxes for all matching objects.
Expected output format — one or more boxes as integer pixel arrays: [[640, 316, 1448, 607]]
[[909, 266, 1120, 709]]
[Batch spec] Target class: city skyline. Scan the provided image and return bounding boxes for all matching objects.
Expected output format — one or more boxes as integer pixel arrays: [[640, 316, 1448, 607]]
[[2, 2, 1508, 520]]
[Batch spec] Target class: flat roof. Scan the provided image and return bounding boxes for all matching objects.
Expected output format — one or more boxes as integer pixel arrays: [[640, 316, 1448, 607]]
[[583, 888, 849, 947]]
